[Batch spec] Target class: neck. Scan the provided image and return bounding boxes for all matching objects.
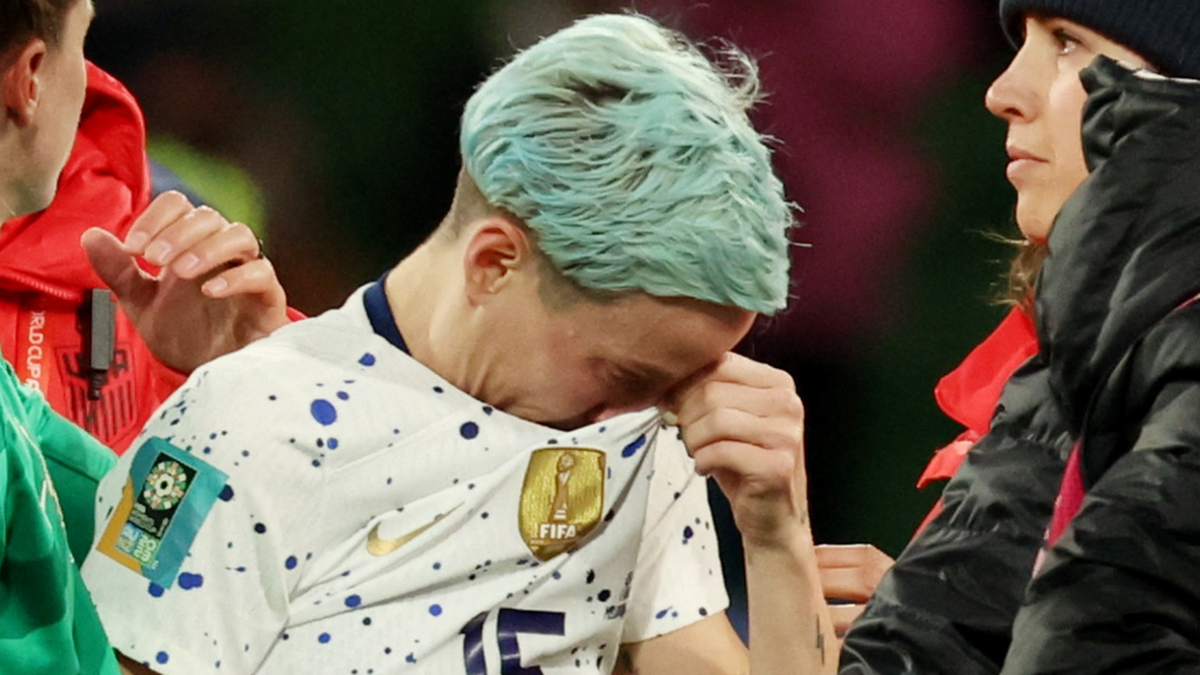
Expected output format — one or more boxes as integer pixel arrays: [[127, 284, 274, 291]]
[[385, 240, 483, 393], [0, 133, 23, 222], [0, 171, 21, 222], [386, 244, 437, 363]]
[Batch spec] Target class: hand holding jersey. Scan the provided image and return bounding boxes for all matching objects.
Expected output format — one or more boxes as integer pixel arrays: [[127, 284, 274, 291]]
[[669, 355, 887, 664], [81, 191, 289, 374], [667, 353, 836, 675], [671, 353, 808, 549]]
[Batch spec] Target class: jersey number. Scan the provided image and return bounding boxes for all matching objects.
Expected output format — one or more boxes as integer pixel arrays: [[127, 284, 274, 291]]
[[461, 608, 566, 674]]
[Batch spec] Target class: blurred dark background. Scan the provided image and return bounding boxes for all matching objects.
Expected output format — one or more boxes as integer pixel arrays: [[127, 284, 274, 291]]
[[86, 0, 1021, 630]]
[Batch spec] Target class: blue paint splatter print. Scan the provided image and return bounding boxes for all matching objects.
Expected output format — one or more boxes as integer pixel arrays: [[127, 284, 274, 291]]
[[311, 399, 337, 425], [621, 435, 646, 457]]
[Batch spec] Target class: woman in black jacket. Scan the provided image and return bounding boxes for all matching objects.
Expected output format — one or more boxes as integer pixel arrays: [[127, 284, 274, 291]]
[[839, 1, 1200, 673]]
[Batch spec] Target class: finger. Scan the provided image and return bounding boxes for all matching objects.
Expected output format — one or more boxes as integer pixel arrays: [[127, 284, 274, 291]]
[[666, 353, 796, 418], [815, 544, 893, 569], [140, 206, 237, 269], [123, 191, 195, 254], [679, 405, 803, 459], [675, 378, 801, 423], [81, 227, 154, 304], [167, 222, 261, 280], [690, 352, 794, 391], [200, 257, 287, 311], [828, 603, 866, 636], [819, 567, 882, 604], [816, 545, 894, 602], [691, 439, 796, 485]]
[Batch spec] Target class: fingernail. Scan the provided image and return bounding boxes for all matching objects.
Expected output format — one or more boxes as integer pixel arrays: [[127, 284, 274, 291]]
[[202, 277, 228, 295], [125, 232, 149, 252], [146, 241, 172, 263], [661, 411, 679, 426], [175, 253, 200, 276]]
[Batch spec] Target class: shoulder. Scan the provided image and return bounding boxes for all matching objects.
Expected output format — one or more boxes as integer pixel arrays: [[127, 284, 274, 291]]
[[1130, 301, 1200, 371], [1083, 301, 1200, 478], [1101, 301, 1200, 417], [184, 290, 384, 393]]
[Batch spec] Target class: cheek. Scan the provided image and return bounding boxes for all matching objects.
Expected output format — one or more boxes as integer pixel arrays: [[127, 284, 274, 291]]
[[1047, 75, 1089, 188], [1013, 73, 1090, 239], [522, 338, 602, 408]]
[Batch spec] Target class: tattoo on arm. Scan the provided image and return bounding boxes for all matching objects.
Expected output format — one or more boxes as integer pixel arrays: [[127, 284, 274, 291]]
[[817, 614, 826, 665]]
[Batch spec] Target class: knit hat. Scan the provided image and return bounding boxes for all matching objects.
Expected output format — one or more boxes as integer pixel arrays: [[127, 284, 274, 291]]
[[999, 0, 1200, 79]]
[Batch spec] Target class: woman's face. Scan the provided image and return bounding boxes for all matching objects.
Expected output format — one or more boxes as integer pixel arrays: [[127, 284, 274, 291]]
[[984, 15, 1148, 241]]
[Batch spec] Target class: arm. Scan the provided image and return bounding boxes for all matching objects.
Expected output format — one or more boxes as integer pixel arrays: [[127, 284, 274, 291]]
[[81, 191, 290, 374], [615, 612, 748, 675], [620, 353, 835, 675], [82, 354, 319, 675]]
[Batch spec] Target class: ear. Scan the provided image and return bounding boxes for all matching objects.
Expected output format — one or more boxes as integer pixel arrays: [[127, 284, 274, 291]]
[[461, 216, 536, 304], [2, 39, 48, 126]]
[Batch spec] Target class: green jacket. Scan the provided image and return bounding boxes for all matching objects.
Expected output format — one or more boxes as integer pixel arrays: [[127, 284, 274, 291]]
[[0, 358, 119, 675]]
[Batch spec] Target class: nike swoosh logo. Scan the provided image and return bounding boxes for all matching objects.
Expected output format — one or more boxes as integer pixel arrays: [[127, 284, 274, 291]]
[[366, 503, 463, 556]]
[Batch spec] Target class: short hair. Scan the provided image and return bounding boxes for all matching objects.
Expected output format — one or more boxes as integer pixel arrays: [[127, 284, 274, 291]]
[[0, 0, 77, 55], [460, 13, 794, 314]]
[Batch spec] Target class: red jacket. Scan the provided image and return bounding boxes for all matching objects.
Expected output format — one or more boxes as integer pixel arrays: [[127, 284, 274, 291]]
[[0, 63, 184, 454], [914, 306, 1039, 533]]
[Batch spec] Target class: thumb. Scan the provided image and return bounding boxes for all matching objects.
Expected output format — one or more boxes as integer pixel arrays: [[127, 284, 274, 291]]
[[81, 227, 152, 301]]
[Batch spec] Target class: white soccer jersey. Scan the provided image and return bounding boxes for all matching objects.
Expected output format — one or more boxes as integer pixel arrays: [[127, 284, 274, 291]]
[[83, 284, 728, 675]]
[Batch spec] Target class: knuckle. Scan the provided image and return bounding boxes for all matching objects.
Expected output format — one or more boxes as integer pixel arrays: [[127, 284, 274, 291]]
[[707, 406, 737, 430], [160, 190, 191, 207], [698, 379, 724, 409], [785, 423, 805, 449], [859, 565, 879, 591], [775, 367, 796, 391]]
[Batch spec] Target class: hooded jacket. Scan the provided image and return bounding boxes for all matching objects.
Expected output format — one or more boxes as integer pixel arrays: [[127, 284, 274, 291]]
[[841, 57, 1200, 674], [0, 63, 184, 455]]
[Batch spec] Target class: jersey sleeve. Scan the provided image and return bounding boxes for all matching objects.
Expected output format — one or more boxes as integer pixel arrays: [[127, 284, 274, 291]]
[[16, 381, 117, 565], [621, 426, 728, 643], [82, 354, 327, 675]]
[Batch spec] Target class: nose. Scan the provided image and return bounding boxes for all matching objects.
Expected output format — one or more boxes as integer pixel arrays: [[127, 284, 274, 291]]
[[985, 40, 1038, 123], [985, 61, 1031, 122]]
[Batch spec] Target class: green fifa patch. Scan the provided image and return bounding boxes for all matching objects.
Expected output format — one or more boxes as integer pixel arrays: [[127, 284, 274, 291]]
[[97, 437, 228, 588]]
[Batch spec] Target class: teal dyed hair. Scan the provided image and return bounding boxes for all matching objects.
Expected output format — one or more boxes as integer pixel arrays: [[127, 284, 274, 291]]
[[460, 13, 794, 314]]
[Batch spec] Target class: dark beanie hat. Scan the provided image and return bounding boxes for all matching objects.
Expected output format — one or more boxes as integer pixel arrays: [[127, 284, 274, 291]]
[[999, 0, 1200, 80]]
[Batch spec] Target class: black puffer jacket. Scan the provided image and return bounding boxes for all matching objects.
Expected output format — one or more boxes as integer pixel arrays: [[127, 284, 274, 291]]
[[840, 57, 1200, 674]]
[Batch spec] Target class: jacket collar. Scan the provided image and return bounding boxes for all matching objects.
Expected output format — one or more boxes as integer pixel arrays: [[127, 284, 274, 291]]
[[0, 63, 149, 301], [1036, 56, 1200, 432]]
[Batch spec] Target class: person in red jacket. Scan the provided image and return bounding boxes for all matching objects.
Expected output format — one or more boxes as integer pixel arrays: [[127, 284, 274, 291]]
[[0, 0, 287, 672], [2, 55, 292, 455]]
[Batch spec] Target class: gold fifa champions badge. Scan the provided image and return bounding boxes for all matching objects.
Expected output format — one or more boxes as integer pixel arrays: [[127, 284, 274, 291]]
[[519, 448, 605, 561]]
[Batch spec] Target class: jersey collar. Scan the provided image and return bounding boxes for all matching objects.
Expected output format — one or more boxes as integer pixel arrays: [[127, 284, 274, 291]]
[[363, 274, 410, 354]]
